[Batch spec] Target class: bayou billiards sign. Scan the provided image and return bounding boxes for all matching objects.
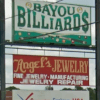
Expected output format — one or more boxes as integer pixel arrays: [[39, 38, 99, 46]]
[[12, 0, 91, 46]]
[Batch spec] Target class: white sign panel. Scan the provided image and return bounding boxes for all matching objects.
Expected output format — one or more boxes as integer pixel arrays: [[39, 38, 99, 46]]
[[12, 90, 89, 100], [12, 0, 91, 46]]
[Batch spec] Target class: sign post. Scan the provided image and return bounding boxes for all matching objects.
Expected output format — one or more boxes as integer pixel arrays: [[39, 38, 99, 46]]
[[0, 0, 5, 100], [96, 0, 100, 100]]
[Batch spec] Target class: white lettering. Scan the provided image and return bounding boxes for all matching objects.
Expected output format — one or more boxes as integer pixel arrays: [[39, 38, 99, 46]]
[[14, 73, 23, 78], [20, 79, 28, 84], [49, 80, 54, 84]]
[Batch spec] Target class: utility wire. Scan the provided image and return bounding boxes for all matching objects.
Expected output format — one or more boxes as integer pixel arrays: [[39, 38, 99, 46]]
[[3, 0, 63, 21], [1, 0, 97, 45], [0, 19, 97, 46], [4, 0, 95, 21], [0, 20, 97, 45], [17, 20, 96, 42]]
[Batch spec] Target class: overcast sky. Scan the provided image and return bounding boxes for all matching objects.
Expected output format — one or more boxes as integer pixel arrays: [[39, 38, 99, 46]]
[[5, 0, 95, 90]]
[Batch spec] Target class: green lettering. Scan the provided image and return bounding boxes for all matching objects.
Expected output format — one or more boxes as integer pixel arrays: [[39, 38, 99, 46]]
[[27, 9, 31, 27], [49, 5, 58, 17], [73, 14, 80, 31], [34, 3, 41, 12], [82, 11, 89, 33], [64, 17, 71, 30], [33, 11, 40, 28], [55, 18, 63, 30], [17, 6, 26, 27], [42, 5, 50, 15], [50, 18, 54, 29], [67, 7, 75, 15], [41, 15, 49, 29], [58, 6, 66, 17]]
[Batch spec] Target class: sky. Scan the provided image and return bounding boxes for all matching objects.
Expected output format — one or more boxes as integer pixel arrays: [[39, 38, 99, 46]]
[[5, 0, 96, 90]]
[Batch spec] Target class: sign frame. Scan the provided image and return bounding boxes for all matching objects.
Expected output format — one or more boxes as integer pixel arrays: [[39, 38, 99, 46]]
[[13, 54, 89, 86], [12, 0, 92, 47], [12, 90, 90, 100]]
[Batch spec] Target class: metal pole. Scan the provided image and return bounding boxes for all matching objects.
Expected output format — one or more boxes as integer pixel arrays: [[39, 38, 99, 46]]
[[0, 0, 5, 100], [96, 0, 100, 100]]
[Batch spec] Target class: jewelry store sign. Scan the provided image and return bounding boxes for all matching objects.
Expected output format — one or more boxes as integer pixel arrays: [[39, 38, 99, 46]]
[[13, 55, 89, 86]]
